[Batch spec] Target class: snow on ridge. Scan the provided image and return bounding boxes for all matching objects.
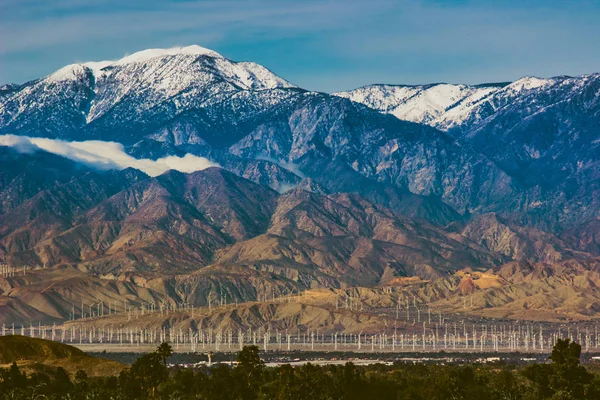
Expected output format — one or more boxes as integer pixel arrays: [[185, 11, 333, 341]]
[[234, 61, 296, 89], [335, 83, 501, 126], [212, 59, 296, 90], [43, 46, 224, 82], [112, 45, 223, 66], [45, 64, 90, 83], [505, 76, 554, 92], [82, 61, 114, 77], [73, 45, 223, 77], [499, 74, 598, 93], [44, 45, 296, 91], [31, 44, 298, 126], [336, 73, 598, 131]]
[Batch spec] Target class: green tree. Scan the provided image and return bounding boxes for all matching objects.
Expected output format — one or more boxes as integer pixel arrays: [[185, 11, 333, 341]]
[[549, 338, 583, 368], [489, 368, 523, 400], [52, 366, 73, 395], [130, 352, 168, 399], [157, 342, 173, 367], [267, 364, 296, 400], [208, 364, 237, 400], [118, 369, 142, 399], [330, 362, 364, 400], [522, 363, 552, 399], [121, 342, 174, 399], [548, 339, 592, 399], [524, 339, 592, 400], [294, 363, 335, 400], [234, 345, 265, 400]]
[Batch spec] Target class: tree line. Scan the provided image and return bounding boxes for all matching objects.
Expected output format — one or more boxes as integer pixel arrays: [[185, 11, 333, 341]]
[[1, 339, 599, 399]]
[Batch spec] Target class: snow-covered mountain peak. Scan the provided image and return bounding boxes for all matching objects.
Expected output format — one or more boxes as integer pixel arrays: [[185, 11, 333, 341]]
[[0, 44, 300, 134], [79, 47, 297, 123], [110, 45, 223, 65], [45, 46, 225, 81], [335, 83, 500, 125], [77, 45, 222, 76], [45, 64, 91, 83], [35, 45, 298, 97], [335, 74, 595, 131], [49, 44, 296, 91], [505, 76, 554, 92]]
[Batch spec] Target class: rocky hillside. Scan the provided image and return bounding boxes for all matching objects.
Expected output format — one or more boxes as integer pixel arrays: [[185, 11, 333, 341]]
[[0, 147, 511, 280], [0, 146, 594, 325]]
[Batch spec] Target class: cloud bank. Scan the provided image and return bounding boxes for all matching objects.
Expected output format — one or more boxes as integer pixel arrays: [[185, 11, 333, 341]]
[[0, 134, 219, 176]]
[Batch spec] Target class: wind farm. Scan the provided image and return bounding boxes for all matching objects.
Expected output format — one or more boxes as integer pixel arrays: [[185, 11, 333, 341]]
[[3, 273, 600, 357]]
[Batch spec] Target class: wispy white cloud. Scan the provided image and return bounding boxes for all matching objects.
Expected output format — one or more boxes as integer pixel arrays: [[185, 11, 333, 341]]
[[274, 182, 298, 194], [0, 0, 370, 55], [0, 134, 219, 176], [254, 154, 306, 179], [0, 0, 391, 86]]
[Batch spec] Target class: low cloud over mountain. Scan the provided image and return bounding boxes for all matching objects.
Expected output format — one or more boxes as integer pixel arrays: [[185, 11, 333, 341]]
[[0, 134, 219, 176]]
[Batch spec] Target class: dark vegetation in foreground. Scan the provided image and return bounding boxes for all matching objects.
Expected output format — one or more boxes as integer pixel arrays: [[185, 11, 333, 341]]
[[2, 340, 600, 399]]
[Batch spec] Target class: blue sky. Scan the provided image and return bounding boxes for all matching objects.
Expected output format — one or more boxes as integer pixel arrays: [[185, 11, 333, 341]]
[[1, 0, 599, 92]]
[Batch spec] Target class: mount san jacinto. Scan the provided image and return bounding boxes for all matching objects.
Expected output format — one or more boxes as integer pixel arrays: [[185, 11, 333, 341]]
[[0, 45, 599, 328]]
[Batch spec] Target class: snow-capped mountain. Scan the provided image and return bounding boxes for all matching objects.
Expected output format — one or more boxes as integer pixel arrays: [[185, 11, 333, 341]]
[[82, 45, 296, 124], [0, 45, 598, 232], [0, 45, 298, 143], [336, 74, 600, 194], [334, 76, 598, 132], [335, 82, 505, 127]]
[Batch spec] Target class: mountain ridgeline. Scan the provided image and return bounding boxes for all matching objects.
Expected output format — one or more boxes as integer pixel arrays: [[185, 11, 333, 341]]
[[0, 45, 598, 325]]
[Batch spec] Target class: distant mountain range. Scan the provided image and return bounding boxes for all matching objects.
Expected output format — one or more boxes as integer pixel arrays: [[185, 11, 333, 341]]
[[336, 76, 600, 229], [0, 45, 598, 325]]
